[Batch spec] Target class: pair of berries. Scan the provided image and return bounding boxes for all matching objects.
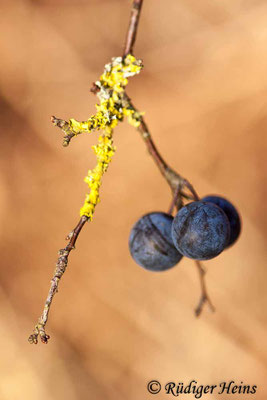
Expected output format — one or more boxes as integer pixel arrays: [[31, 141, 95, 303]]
[[129, 195, 241, 271]]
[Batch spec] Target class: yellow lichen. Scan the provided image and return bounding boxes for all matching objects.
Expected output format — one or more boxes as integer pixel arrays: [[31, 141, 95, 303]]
[[80, 131, 115, 219], [73, 54, 143, 219], [66, 54, 143, 138]]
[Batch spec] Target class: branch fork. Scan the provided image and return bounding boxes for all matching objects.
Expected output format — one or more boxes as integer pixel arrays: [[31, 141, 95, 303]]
[[29, 0, 214, 345]]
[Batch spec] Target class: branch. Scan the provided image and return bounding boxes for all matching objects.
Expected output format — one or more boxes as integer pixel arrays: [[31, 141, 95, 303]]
[[124, 93, 199, 202], [28, 216, 88, 344], [123, 0, 144, 57], [126, 107, 215, 314], [121, 0, 198, 201], [29, 0, 214, 345], [121, 3, 215, 315], [121, 1, 199, 202], [29, 0, 146, 346]]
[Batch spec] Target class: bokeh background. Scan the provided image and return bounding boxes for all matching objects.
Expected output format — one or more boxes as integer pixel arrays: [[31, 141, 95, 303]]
[[0, 0, 267, 399]]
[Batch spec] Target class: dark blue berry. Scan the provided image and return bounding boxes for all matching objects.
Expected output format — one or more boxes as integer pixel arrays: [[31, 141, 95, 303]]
[[171, 201, 230, 260], [129, 212, 183, 271], [202, 195, 241, 247]]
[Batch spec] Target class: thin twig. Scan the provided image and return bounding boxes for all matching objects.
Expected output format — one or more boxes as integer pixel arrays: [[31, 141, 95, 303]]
[[194, 261, 215, 317], [121, 2, 198, 199], [28, 216, 88, 344], [51, 116, 78, 147], [123, 0, 144, 57], [123, 94, 197, 200]]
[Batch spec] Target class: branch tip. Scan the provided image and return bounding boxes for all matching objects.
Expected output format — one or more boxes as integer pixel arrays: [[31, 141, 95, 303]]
[[28, 324, 50, 345]]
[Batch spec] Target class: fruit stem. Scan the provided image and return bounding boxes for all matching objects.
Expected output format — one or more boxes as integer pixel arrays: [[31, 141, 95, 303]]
[[194, 261, 216, 317], [168, 183, 182, 215]]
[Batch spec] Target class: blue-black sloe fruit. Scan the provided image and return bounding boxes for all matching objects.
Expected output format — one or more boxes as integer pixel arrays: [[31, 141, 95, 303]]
[[129, 212, 183, 271], [202, 195, 241, 247], [171, 201, 230, 260]]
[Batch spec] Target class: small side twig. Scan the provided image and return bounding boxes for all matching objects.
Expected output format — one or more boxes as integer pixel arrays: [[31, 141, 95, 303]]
[[28, 216, 88, 344], [194, 260, 215, 317], [51, 116, 79, 147]]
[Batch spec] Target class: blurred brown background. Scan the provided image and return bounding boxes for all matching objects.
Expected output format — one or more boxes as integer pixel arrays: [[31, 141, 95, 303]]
[[0, 0, 267, 399]]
